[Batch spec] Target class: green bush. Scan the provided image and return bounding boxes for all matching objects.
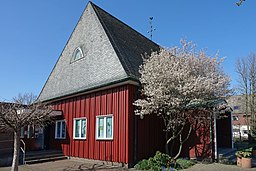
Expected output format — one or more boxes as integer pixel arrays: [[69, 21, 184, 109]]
[[236, 150, 252, 158], [148, 151, 171, 170], [134, 151, 195, 171], [176, 158, 196, 169], [134, 159, 150, 170]]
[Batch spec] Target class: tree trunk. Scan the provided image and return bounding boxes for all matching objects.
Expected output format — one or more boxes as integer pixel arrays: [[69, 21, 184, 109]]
[[170, 140, 175, 157], [165, 131, 169, 154], [174, 125, 192, 159], [245, 92, 250, 136], [11, 131, 20, 171]]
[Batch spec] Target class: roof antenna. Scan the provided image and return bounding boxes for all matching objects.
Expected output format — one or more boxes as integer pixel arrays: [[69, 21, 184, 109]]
[[148, 17, 156, 41]]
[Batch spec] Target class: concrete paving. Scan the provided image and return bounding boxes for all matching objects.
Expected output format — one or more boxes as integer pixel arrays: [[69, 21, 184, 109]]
[[0, 159, 128, 171], [186, 163, 256, 171], [1, 159, 256, 171]]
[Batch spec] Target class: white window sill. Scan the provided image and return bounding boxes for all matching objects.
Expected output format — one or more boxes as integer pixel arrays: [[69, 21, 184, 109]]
[[96, 138, 113, 141], [73, 137, 86, 140], [55, 137, 66, 140]]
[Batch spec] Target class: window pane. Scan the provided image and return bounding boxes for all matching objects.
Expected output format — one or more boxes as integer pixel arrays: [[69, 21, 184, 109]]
[[74, 49, 81, 60], [61, 122, 66, 138], [75, 120, 80, 138], [57, 122, 61, 138], [81, 119, 86, 138], [98, 117, 104, 138], [106, 117, 113, 138], [20, 127, 24, 138]]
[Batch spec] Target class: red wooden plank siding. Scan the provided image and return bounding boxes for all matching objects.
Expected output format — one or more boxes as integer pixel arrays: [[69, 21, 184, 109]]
[[79, 97, 84, 158], [106, 89, 113, 161], [74, 98, 79, 157], [50, 84, 218, 163], [112, 88, 119, 162], [119, 86, 125, 163], [89, 94, 95, 159], [127, 85, 135, 163], [95, 92, 101, 160], [50, 84, 137, 164]]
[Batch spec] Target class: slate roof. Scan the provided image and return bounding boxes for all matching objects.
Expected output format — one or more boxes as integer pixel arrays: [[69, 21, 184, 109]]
[[38, 2, 160, 102], [92, 3, 160, 79]]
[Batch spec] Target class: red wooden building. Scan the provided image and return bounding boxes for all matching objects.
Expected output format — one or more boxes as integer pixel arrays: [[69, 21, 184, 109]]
[[31, 2, 233, 166]]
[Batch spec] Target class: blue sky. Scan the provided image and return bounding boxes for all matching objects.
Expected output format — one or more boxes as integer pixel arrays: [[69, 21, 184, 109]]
[[0, 0, 256, 101]]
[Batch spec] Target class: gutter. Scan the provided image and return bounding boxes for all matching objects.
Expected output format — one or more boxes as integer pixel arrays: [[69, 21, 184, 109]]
[[39, 77, 140, 103]]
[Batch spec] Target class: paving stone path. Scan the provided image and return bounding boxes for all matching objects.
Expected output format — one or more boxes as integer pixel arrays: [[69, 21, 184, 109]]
[[1, 159, 256, 171]]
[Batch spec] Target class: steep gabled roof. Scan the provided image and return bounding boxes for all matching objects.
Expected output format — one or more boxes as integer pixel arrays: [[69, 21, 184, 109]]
[[38, 2, 160, 102], [91, 3, 160, 79]]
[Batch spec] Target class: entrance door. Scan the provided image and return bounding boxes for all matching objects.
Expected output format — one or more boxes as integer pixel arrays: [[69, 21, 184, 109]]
[[216, 113, 232, 148], [44, 125, 51, 150], [35, 127, 44, 150]]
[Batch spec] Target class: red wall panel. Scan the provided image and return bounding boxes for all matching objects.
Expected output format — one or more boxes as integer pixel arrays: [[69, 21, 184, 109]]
[[50, 84, 136, 164]]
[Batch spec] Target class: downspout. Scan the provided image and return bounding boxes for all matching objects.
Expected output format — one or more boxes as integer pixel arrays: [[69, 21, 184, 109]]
[[214, 112, 218, 161], [209, 112, 213, 161], [230, 112, 234, 149], [134, 112, 138, 164], [133, 87, 139, 165]]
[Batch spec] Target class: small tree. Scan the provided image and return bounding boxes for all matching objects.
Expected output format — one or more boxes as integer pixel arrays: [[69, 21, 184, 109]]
[[0, 93, 52, 171], [236, 53, 256, 138], [236, 58, 250, 134], [134, 40, 231, 158]]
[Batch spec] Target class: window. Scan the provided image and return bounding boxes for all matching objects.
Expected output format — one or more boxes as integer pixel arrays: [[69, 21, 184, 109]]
[[20, 127, 24, 138], [73, 118, 87, 139], [55, 120, 66, 139], [96, 115, 113, 140], [71, 47, 84, 63], [27, 125, 34, 138], [232, 116, 239, 121]]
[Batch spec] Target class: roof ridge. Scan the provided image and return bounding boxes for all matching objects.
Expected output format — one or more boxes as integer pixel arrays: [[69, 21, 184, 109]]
[[90, 2, 158, 46]]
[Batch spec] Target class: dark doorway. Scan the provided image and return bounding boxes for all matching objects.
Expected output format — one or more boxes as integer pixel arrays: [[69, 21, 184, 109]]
[[216, 112, 232, 148], [44, 125, 51, 150]]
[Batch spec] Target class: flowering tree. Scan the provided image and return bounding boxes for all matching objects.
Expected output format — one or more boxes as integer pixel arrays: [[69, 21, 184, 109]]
[[0, 93, 52, 171], [134, 40, 231, 158]]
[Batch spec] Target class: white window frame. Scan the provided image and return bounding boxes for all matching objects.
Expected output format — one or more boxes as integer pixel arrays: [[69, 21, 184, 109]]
[[96, 115, 113, 140], [55, 120, 66, 139], [71, 47, 84, 63], [73, 117, 87, 140]]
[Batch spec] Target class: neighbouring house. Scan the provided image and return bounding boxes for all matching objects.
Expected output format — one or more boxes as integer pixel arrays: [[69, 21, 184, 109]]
[[0, 130, 13, 166], [0, 102, 14, 166], [27, 1, 232, 166], [227, 95, 251, 139]]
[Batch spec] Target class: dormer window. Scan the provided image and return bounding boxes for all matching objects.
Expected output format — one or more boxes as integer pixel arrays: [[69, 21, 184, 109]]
[[71, 46, 84, 63]]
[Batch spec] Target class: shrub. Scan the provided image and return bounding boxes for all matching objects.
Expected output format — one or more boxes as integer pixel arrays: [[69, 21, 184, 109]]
[[235, 151, 243, 158], [241, 151, 252, 158], [134, 151, 195, 171], [148, 151, 172, 170], [176, 158, 196, 169], [236, 150, 252, 158], [134, 159, 150, 170]]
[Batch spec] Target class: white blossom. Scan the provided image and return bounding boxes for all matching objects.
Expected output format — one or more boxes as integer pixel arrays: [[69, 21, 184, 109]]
[[134, 40, 231, 157]]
